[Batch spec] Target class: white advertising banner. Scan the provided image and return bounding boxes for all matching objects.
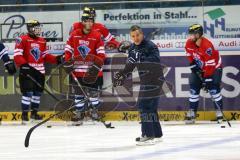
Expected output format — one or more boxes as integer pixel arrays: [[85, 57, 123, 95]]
[[0, 5, 239, 51], [3, 38, 240, 56]]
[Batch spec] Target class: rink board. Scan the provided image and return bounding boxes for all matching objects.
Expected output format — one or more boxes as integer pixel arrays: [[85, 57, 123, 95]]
[[0, 53, 239, 112], [0, 111, 240, 122]]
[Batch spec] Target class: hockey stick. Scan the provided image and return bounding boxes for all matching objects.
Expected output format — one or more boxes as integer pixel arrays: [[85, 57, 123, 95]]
[[24, 97, 89, 147], [70, 72, 114, 129], [23, 73, 114, 147], [202, 81, 232, 127], [22, 73, 92, 147]]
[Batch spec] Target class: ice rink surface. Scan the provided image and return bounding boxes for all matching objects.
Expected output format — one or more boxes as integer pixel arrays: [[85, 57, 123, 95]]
[[0, 121, 240, 160]]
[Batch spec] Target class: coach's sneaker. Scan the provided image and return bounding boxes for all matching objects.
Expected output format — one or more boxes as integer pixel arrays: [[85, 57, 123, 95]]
[[216, 109, 223, 124], [136, 136, 155, 146], [22, 112, 30, 125], [185, 109, 196, 124], [30, 111, 43, 121], [154, 136, 163, 143]]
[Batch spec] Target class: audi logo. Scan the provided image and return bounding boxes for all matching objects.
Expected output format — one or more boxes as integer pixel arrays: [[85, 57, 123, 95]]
[[174, 41, 185, 48]]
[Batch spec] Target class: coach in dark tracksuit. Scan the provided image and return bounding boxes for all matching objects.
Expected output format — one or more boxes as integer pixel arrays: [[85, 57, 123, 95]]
[[114, 25, 164, 145]]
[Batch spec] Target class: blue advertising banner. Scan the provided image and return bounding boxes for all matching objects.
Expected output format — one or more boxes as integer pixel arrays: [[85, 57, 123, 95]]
[[0, 54, 238, 112]]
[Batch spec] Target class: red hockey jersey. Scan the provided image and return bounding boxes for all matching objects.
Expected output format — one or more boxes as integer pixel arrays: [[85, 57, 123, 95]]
[[14, 34, 57, 74], [65, 29, 106, 77], [185, 37, 222, 78], [70, 22, 120, 48]]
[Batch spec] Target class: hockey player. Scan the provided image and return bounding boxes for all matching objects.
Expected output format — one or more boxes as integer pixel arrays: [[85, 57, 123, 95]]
[[70, 7, 130, 52], [0, 42, 16, 75], [64, 13, 106, 125], [67, 8, 130, 122], [14, 20, 62, 124], [113, 25, 163, 145], [185, 24, 223, 124]]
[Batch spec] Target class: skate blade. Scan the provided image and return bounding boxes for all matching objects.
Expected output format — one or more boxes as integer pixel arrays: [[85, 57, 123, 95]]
[[217, 119, 223, 124], [72, 121, 83, 126], [136, 140, 155, 146], [154, 138, 163, 143], [22, 121, 31, 125], [185, 120, 196, 124], [30, 119, 42, 123]]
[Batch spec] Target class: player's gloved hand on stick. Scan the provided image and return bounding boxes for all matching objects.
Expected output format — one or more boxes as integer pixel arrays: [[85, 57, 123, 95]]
[[4, 60, 16, 75], [83, 64, 101, 84], [113, 72, 126, 87], [84, 56, 103, 84], [20, 63, 35, 76], [87, 64, 100, 76], [189, 61, 201, 73], [118, 41, 131, 53], [56, 54, 64, 65], [190, 61, 204, 81], [105, 41, 118, 50], [63, 61, 74, 74]]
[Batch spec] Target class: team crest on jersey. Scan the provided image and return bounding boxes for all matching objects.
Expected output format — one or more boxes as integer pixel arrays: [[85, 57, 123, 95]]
[[206, 48, 212, 56], [30, 47, 41, 61], [77, 45, 91, 59]]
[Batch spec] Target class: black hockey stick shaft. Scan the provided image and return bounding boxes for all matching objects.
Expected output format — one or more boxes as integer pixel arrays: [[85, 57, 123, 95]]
[[24, 98, 88, 148], [70, 72, 114, 129]]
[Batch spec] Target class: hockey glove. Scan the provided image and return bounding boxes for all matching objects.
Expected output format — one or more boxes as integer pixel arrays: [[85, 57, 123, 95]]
[[63, 61, 74, 74], [118, 41, 131, 53], [88, 64, 100, 76], [4, 60, 16, 75], [190, 61, 204, 82], [105, 41, 118, 50], [56, 54, 64, 65], [20, 63, 35, 77], [189, 61, 201, 73], [84, 56, 104, 84], [83, 64, 101, 84], [113, 72, 127, 87]]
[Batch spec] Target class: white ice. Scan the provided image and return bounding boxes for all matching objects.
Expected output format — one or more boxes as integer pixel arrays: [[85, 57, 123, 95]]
[[0, 121, 240, 160]]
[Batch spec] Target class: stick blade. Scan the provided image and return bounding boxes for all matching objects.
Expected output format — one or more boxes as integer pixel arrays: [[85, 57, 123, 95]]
[[24, 127, 35, 147], [105, 122, 115, 129], [227, 121, 232, 127]]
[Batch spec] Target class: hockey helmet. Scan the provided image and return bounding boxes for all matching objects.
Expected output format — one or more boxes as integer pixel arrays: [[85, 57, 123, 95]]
[[83, 7, 96, 17], [26, 19, 41, 37], [81, 13, 94, 22], [188, 24, 203, 36]]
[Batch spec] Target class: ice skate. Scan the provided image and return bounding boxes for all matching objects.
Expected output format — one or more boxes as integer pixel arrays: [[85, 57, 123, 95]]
[[136, 136, 155, 146], [185, 109, 196, 124]]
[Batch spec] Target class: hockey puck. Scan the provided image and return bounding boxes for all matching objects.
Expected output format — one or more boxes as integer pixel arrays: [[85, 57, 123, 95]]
[[221, 125, 226, 128], [47, 125, 52, 128]]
